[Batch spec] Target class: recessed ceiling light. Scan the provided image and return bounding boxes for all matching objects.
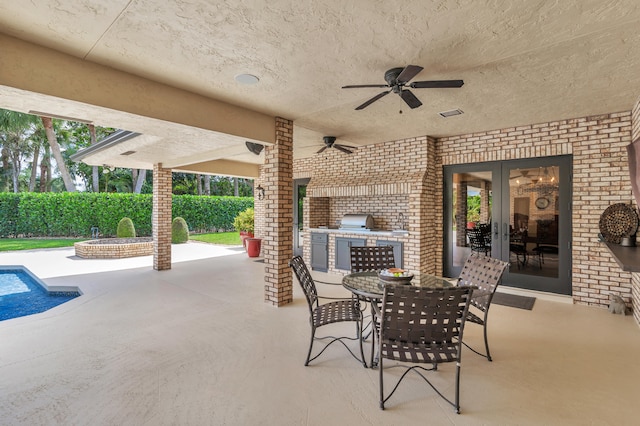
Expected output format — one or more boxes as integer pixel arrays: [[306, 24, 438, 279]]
[[438, 109, 464, 118], [235, 74, 260, 85]]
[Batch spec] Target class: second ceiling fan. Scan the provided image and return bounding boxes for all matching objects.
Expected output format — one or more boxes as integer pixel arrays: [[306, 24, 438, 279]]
[[342, 65, 464, 110]]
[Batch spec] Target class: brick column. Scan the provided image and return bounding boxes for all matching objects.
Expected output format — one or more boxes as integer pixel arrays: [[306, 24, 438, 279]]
[[153, 163, 172, 270], [263, 117, 293, 306]]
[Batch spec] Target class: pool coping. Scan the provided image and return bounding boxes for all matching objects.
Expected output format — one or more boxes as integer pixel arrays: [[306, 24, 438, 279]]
[[1, 265, 83, 295]]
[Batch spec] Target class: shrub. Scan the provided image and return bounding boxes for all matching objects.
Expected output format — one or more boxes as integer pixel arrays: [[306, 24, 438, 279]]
[[0, 193, 252, 238], [233, 207, 254, 234], [117, 217, 136, 238], [172, 217, 189, 244]]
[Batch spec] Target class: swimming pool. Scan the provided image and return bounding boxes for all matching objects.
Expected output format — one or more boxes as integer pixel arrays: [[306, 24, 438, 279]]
[[0, 266, 81, 321]]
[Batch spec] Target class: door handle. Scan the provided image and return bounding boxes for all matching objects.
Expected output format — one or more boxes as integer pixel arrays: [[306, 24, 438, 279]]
[[503, 223, 508, 241], [493, 222, 499, 237]]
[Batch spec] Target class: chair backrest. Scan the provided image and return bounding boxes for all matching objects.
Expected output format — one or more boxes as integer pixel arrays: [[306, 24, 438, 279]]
[[350, 245, 396, 273], [289, 256, 318, 312], [457, 252, 509, 312], [379, 285, 474, 362], [467, 228, 489, 252]]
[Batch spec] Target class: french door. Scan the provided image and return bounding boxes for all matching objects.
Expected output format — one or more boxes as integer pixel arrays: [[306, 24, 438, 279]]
[[293, 179, 309, 256], [443, 155, 572, 295]]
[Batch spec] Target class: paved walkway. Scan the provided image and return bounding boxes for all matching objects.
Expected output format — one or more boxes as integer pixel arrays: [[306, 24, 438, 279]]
[[0, 241, 245, 280]]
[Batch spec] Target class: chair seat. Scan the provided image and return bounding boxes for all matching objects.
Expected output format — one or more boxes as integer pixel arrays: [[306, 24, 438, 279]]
[[380, 339, 459, 363], [313, 300, 360, 327]]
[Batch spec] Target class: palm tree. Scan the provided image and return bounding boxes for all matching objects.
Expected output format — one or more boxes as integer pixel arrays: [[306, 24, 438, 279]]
[[0, 109, 39, 192], [40, 116, 75, 192]]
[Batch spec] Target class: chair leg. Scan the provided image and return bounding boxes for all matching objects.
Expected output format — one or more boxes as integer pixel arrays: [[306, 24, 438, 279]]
[[358, 319, 367, 369], [378, 355, 385, 410], [483, 323, 492, 362], [304, 325, 316, 366], [454, 363, 461, 414]]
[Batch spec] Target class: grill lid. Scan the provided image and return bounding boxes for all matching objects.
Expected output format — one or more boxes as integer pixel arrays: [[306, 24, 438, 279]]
[[339, 214, 375, 230]]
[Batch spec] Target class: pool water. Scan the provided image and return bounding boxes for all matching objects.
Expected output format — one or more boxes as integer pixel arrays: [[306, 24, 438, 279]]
[[0, 267, 81, 321]]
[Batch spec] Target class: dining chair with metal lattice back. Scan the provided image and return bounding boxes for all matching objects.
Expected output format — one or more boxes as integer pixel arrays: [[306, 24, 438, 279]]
[[456, 252, 509, 361], [373, 285, 475, 413], [289, 256, 367, 367], [349, 245, 396, 362], [350, 245, 397, 273]]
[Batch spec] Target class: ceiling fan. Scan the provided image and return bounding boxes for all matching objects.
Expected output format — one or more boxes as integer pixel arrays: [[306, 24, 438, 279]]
[[342, 65, 464, 110], [316, 136, 356, 154]]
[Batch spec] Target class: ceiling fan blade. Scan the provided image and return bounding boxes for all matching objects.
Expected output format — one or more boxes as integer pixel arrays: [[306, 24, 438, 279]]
[[355, 90, 391, 110], [316, 145, 328, 154], [396, 65, 424, 84], [410, 79, 464, 88], [334, 144, 353, 154], [342, 84, 389, 89], [400, 90, 422, 109]]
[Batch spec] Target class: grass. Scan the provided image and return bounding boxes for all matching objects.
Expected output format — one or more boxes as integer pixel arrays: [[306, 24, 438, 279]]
[[0, 238, 85, 252], [190, 231, 241, 245], [0, 232, 241, 252]]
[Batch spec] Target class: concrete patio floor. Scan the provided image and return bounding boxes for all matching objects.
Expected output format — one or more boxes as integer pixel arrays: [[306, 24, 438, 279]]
[[1, 242, 639, 425]]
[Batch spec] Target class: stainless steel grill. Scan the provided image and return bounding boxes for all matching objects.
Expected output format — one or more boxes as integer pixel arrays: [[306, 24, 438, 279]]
[[339, 214, 375, 230]]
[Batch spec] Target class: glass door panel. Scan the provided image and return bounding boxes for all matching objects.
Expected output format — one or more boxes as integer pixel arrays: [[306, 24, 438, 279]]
[[293, 179, 309, 256], [508, 165, 560, 279], [448, 170, 492, 271]]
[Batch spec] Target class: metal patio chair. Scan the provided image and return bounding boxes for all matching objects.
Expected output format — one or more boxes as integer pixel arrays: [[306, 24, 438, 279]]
[[457, 252, 509, 361], [350, 245, 397, 273], [374, 285, 474, 413], [289, 256, 366, 367], [350, 245, 397, 363], [467, 227, 491, 255]]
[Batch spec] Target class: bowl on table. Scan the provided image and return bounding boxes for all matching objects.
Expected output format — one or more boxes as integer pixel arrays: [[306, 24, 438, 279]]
[[378, 268, 414, 285]]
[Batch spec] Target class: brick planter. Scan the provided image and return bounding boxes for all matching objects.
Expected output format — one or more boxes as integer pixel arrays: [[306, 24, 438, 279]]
[[74, 237, 154, 259]]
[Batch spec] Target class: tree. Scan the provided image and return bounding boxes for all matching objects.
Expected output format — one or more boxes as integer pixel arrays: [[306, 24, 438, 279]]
[[0, 109, 39, 192], [40, 116, 75, 192], [89, 124, 99, 192]]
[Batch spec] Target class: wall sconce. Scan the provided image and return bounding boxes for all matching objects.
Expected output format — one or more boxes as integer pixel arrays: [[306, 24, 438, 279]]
[[256, 185, 265, 200]]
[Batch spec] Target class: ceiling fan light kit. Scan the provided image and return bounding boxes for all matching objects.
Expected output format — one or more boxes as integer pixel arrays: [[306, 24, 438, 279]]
[[342, 65, 464, 110]]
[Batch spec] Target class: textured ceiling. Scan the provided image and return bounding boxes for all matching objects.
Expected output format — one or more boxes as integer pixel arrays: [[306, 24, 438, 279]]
[[2, 0, 640, 163]]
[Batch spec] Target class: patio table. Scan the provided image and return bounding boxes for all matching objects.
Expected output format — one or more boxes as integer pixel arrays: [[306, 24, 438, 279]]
[[342, 271, 453, 300], [342, 271, 453, 367]]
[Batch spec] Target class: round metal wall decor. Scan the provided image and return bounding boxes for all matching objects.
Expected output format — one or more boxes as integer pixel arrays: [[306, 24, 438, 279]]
[[535, 197, 550, 210], [599, 203, 639, 244]]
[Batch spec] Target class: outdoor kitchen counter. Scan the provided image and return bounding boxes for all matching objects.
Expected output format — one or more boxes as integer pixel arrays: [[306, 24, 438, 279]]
[[308, 227, 410, 237]]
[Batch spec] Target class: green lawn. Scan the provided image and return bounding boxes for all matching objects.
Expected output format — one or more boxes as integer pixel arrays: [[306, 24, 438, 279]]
[[0, 232, 241, 252], [0, 238, 86, 252], [190, 232, 241, 245]]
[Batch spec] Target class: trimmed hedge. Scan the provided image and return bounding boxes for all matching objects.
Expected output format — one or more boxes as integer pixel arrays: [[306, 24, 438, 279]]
[[0, 193, 253, 238]]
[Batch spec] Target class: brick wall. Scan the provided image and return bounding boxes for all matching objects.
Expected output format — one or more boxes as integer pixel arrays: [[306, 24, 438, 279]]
[[152, 164, 172, 270], [293, 111, 637, 316], [439, 112, 634, 309], [262, 117, 293, 306], [298, 137, 430, 274], [74, 239, 153, 259]]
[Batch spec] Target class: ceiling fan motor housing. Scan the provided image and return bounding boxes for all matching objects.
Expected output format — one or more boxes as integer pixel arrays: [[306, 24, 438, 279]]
[[384, 67, 404, 86], [323, 136, 336, 147]]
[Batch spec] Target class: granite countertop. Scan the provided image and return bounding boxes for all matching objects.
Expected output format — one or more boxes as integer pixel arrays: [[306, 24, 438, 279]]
[[604, 243, 640, 272]]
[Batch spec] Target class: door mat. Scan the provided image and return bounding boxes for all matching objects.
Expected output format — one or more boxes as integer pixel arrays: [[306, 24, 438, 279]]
[[492, 292, 536, 310]]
